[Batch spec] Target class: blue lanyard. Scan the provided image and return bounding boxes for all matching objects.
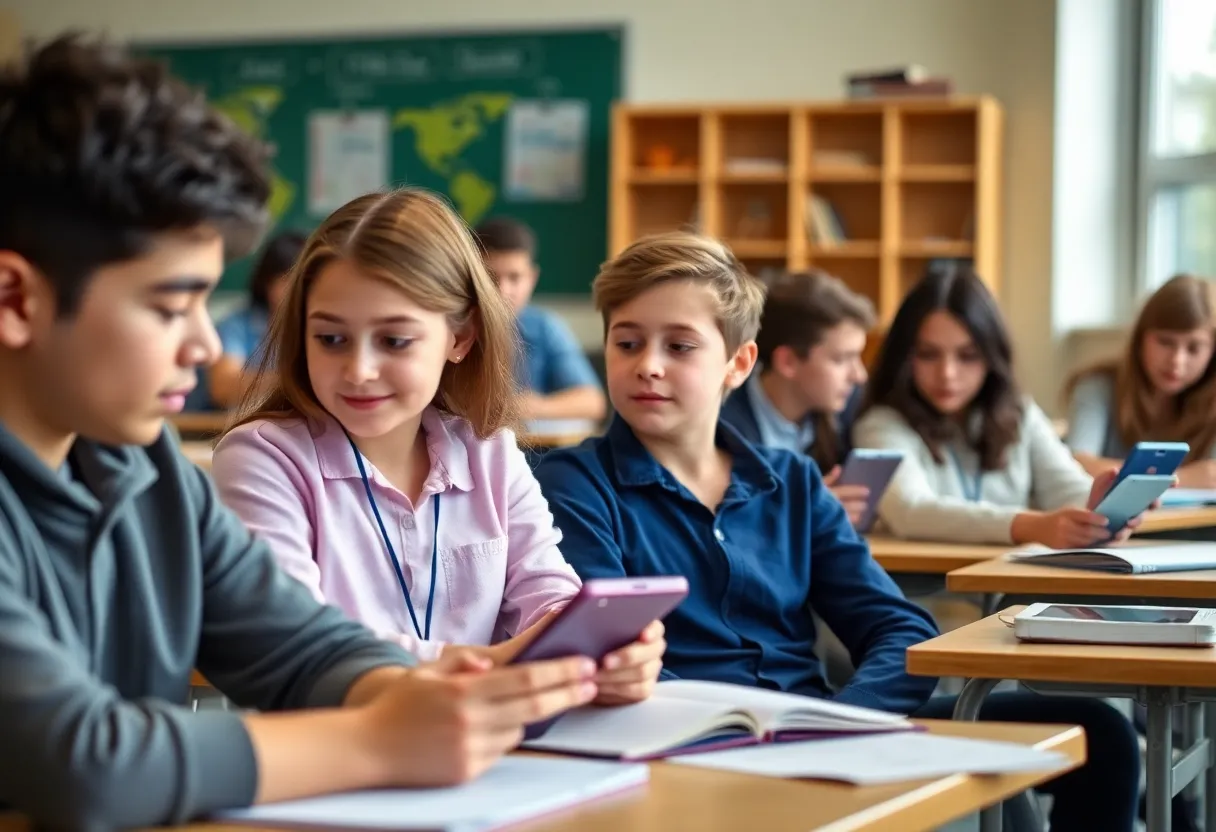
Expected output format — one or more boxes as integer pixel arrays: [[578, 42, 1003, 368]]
[[947, 446, 983, 503], [345, 434, 438, 641]]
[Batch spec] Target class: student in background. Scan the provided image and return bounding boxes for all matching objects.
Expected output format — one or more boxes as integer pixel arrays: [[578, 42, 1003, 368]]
[[720, 269, 874, 525], [853, 266, 1148, 549], [0, 36, 598, 831], [212, 188, 663, 703], [208, 230, 308, 408], [473, 217, 607, 422], [1065, 273, 1216, 485], [533, 234, 1140, 832]]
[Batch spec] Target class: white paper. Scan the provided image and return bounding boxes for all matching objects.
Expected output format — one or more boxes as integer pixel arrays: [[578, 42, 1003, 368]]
[[215, 756, 648, 830], [504, 99, 588, 201], [669, 732, 1067, 785], [309, 109, 391, 215]]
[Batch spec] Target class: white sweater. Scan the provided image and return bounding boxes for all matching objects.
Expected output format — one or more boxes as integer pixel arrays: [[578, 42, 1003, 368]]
[[852, 400, 1094, 544]]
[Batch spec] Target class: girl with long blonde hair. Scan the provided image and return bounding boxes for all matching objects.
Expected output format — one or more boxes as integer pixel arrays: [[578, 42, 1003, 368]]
[[212, 188, 664, 704]]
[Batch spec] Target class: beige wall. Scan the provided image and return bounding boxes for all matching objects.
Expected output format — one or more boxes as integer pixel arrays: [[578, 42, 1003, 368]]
[[6, 0, 1060, 402], [0, 9, 21, 62]]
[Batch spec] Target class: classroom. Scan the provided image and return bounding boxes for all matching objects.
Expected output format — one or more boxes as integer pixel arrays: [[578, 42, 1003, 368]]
[[1, 1, 1215, 831]]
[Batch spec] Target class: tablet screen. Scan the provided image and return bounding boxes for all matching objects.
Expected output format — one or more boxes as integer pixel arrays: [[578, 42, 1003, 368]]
[[1034, 605, 1198, 624]]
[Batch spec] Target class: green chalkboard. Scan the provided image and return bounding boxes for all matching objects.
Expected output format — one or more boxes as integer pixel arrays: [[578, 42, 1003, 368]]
[[138, 27, 622, 295]]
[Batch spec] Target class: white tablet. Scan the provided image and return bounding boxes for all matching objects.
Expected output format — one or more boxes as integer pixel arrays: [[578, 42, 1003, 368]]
[[1013, 603, 1216, 647]]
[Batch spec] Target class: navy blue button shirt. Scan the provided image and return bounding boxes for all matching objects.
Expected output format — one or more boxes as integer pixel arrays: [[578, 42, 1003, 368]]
[[534, 417, 939, 715]]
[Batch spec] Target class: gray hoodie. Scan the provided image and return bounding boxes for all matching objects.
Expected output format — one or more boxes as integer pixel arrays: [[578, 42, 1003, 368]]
[[0, 424, 417, 830]]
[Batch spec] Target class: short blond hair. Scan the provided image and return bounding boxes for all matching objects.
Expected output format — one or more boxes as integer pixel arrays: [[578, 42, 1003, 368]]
[[592, 232, 766, 352]]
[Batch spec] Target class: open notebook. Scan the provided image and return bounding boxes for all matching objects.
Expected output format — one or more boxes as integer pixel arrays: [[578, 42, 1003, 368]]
[[213, 756, 648, 831], [1009, 542, 1216, 574], [522, 679, 914, 761]]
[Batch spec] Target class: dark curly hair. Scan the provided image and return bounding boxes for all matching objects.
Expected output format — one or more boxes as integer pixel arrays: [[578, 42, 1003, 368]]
[[862, 264, 1024, 471], [0, 33, 272, 317]]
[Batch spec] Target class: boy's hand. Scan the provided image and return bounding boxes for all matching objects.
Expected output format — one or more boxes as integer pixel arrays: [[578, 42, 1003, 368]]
[[359, 657, 598, 787], [593, 620, 666, 705], [823, 466, 870, 528]]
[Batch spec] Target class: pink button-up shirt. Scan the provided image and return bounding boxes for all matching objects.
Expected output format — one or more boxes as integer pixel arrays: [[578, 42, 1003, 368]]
[[210, 407, 582, 660]]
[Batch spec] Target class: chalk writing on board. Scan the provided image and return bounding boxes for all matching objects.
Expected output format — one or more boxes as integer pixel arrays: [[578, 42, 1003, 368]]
[[223, 54, 297, 87], [327, 47, 437, 87], [449, 41, 540, 80]]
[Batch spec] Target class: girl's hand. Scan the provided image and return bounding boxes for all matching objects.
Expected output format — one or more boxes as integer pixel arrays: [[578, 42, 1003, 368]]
[[592, 620, 666, 706]]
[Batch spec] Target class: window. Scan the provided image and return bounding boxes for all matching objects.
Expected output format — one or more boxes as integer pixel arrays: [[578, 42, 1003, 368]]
[[1139, 0, 1216, 288]]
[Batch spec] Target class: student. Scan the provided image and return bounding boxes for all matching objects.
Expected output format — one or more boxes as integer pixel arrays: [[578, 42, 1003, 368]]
[[211, 188, 663, 701], [852, 266, 1145, 549], [208, 230, 308, 408], [0, 35, 599, 830], [1065, 273, 1216, 486], [473, 217, 607, 422], [720, 269, 874, 525], [533, 233, 1141, 831]]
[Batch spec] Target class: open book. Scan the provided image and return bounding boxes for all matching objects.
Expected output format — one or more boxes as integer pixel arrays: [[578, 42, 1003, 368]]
[[522, 679, 914, 761], [1009, 542, 1216, 574]]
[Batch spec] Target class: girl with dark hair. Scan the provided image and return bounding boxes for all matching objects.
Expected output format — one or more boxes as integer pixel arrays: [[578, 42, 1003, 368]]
[[855, 266, 1144, 549], [208, 230, 309, 408]]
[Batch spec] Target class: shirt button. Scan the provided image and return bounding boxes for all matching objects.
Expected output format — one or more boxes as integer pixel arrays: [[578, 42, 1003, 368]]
[[402, 514, 415, 530], [714, 528, 725, 543]]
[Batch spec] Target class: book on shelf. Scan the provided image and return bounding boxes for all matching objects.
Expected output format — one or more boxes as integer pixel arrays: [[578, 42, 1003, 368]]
[[805, 193, 847, 244], [812, 149, 877, 169], [723, 157, 788, 176], [522, 679, 915, 762], [1008, 542, 1216, 574]]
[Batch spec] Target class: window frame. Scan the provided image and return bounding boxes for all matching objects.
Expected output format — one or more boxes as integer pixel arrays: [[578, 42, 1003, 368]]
[[1135, 0, 1216, 291]]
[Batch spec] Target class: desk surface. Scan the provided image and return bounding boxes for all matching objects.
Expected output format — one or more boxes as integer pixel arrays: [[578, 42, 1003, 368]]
[[866, 537, 1008, 574], [948, 557, 1216, 600], [908, 606, 1216, 687], [1137, 505, 1216, 533], [0, 720, 1084, 832]]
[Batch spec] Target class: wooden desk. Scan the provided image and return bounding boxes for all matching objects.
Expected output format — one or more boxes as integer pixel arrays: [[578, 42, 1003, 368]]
[[866, 537, 1009, 574], [0, 720, 1084, 832], [170, 412, 229, 438], [181, 442, 214, 471], [1138, 506, 1216, 534], [908, 608, 1216, 831], [948, 557, 1216, 601]]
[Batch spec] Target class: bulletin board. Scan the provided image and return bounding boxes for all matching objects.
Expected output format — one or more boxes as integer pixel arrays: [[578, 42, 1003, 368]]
[[138, 27, 623, 295]]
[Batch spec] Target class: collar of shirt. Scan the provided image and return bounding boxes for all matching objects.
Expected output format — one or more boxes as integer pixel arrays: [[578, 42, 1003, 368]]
[[604, 415, 780, 502], [743, 371, 816, 455], [310, 406, 475, 498]]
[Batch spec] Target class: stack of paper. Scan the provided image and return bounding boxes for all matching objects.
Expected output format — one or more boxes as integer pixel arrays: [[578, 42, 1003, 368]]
[[213, 756, 648, 831], [668, 732, 1067, 785]]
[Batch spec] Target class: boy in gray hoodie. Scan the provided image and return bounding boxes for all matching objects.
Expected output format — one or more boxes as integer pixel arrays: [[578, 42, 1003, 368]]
[[0, 34, 598, 831]]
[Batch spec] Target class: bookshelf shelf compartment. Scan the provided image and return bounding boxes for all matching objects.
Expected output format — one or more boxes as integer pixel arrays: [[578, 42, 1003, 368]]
[[728, 239, 789, 258], [810, 165, 883, 183], [808, 111, 884, 170], [628, 183, 699, 239], [720, 113, 791, 178], [630, 115, 701, 175], [628, 170, 700, 185], [808, 182, 883, 243], [812, 257, 881, 307], [809, 242, 882, 258], [721, 182, 788, 247], [901, 111, 977, 166], [899, 181, 975, 246]]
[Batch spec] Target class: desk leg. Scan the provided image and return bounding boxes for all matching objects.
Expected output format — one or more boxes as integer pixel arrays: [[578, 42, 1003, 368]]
[[1206, 701, 1216, 832], [1146, 688, 1175, 832], [954, 679, 1003, 832]]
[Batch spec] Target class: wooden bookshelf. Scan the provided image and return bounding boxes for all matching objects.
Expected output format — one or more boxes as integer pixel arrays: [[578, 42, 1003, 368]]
[[609, 98, 1003, 325]]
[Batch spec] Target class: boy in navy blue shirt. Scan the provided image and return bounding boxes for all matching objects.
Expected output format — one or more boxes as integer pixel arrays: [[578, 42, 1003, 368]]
[[534, 232, 1141, 832]]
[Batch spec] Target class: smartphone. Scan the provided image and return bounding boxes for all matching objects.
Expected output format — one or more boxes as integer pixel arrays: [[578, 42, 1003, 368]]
[[511, 576, 690, 739], [1112, 442, 1188, 489], [1094, 473, 1176, 537], [836, 449, 904, 533]]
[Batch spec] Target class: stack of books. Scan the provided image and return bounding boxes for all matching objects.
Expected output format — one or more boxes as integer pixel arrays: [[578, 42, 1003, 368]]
[[846, 66, 953, 99]]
